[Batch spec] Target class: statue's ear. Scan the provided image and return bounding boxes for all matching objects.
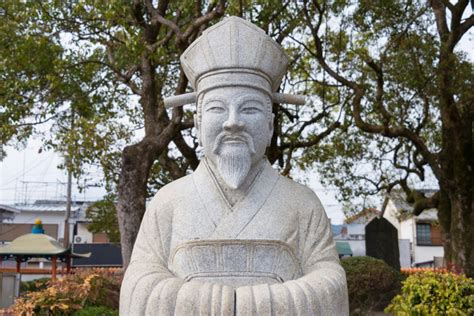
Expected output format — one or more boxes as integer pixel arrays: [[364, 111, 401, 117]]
[[194, 114, 202, 147], [268, 113, 274, 146]]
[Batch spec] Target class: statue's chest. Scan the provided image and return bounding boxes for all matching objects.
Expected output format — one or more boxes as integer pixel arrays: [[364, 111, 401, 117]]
[[169, 199, 300, 251], [168, 239, 303, 287]]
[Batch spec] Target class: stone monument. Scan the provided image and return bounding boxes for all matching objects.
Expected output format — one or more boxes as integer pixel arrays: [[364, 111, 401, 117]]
[[366, 217, 401, 270], [120, 16, 349, 315]]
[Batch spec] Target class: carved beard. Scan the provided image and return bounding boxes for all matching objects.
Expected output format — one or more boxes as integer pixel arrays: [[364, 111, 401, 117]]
[[212, 133, 256, 189]]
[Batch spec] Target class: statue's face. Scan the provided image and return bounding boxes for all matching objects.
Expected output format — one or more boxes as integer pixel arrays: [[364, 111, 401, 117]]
[[196, 86, 273, 188]]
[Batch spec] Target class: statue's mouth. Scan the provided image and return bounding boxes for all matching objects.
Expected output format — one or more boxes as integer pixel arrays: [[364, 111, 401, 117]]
[[222, 136, 247, 144]]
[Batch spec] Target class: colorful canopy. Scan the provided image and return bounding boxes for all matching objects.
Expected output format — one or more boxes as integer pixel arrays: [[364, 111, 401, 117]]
[[0, 233, 90, 259]]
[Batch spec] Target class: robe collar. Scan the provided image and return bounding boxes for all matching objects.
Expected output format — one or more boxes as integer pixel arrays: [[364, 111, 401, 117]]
[[192, 157, 280, 239]]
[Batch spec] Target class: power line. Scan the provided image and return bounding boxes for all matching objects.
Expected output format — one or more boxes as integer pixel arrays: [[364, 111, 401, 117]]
[[0, 155, 53, 189]]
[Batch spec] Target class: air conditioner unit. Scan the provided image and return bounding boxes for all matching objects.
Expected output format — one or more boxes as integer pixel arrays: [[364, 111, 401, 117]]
[[73, 235, 87, 244]]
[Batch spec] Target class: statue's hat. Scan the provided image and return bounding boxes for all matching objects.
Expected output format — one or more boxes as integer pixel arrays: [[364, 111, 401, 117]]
[[164, 16, 305, 108]]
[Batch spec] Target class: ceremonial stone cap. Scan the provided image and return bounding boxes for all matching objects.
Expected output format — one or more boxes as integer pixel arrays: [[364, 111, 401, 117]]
[[181, 16, 288, 95], [164, 16, 305, 108]]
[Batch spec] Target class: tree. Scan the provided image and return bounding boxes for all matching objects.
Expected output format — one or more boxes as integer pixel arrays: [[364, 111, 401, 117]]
[[8, 1, 468, 275], [86, 195, 120, 243], [1, 1, 228, 267], [1, 1, 344, 269], [295, 0, 473, 275]]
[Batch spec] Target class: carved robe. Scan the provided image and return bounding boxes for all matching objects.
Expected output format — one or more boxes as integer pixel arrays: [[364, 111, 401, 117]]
[[120, 159, 349, 315]]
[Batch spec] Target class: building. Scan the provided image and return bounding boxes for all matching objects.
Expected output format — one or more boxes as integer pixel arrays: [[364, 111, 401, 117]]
[[382, 190, 444, 267], [0, 200, 122, 270], [333, 223, 366, 257], [0, 200, 110, 244]]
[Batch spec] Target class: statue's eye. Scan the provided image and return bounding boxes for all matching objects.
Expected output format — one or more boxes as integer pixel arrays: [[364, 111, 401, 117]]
[[241, 106, 263, 114], [241, 100, 264, 114], [241, 107, 259, 114], [205, 101, 226, 113]]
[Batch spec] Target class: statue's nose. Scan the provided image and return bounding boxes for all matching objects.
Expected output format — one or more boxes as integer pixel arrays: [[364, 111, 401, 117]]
[[223, 111, 244, 132]]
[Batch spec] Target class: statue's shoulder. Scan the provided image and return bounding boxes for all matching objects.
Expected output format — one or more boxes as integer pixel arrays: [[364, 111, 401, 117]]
[[273, 172, 324, 214], [276, 173, 319, 200], [147, 173, 196, 211], [158, 173, 195, 197]]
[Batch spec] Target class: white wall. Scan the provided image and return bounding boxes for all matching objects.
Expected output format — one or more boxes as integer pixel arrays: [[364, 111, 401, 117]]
[[399, 218, 414, 242], [383, 200, 401, 233], [383, 198, 445, 267], [398, 239, 411, 268], [346, 240, 366, 257], [75, 222, 93, 243], [414, 245, 444, 265]]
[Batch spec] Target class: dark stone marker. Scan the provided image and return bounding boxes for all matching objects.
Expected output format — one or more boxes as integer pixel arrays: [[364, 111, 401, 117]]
[[365, 217, 400, 270]]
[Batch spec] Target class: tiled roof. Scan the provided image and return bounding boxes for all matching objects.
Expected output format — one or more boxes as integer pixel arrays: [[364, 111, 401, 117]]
[[12, 204, 82, 212], [0, 200, 91, 213], [0, 205, 20, 214]]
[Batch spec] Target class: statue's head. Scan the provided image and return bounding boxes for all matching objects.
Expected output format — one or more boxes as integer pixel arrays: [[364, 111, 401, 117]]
[[164, 17, 304, 188], [196, 85, 273, 188]]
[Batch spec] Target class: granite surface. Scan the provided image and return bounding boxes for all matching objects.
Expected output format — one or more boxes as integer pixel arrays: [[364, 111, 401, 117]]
[[120, 16, 349, 315]]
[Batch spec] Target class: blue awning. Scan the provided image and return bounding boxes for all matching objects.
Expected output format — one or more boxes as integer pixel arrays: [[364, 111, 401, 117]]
[[336, 241, 353, 256]]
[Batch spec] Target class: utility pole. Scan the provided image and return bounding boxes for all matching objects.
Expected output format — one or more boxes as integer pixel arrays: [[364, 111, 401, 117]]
[[63, 111, 75, 248], [64, 168, 72, 248]]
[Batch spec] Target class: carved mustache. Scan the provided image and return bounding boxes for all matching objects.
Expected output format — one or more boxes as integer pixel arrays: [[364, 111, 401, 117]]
[[212, 132, 256, 154]]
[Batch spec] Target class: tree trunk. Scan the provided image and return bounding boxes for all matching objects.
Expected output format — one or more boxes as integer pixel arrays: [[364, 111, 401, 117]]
[[438, 190, 474, 277], [117, 140, 157, 268], [437, 80, 473, 276]]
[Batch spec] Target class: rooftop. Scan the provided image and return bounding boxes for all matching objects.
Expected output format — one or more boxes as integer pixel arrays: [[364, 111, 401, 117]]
[[0, 200, 90, 213]]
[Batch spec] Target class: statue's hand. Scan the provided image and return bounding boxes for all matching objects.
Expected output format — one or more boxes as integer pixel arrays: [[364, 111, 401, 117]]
[[175, 280, 235, 315]]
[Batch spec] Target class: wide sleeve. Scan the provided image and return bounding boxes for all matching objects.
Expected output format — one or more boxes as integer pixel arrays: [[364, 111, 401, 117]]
[[235, 206, 349, 316], [119, 198, 235, 316]]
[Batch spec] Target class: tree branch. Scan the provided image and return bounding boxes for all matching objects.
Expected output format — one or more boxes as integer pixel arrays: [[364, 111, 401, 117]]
[[280, 121, 341, 149], [399, 181, 440, 215], [430, 0, 450, 39], [173, 134, 199, 170], [104, 51, 142, 95], [180, 0, 226, 44]]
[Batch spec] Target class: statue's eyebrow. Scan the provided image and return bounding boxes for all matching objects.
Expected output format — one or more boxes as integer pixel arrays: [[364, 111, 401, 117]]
[[202, 97, 227, 108], [236, 94, 267, 107]]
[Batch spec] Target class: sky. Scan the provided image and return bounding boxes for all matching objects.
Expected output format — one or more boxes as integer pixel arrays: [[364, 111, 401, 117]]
[[0, 139, 348, 224]]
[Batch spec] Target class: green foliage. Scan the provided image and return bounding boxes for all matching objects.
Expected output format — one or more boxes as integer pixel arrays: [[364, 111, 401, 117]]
[[13, 269, 121, 315], [1, 0, 136, 189], [297, 0, 473, 218], [85, 195, 120, 242], [341, 256, 403, 314], [20, 277, 50, 294], [385, 271, 474, 315], [73, 306, 118, 316], [2, 0, 472, 272]]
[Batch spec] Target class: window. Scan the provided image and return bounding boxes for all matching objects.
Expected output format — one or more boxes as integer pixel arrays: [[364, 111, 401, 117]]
[[416, 223, 443, 246], [416, 223, 431, 245]]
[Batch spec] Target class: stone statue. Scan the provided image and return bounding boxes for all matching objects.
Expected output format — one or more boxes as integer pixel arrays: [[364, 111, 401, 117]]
[[120, 16, 349, 315]]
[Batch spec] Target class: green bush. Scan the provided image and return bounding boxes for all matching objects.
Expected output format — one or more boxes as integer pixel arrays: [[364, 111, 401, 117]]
[[341, 256, 403, 315], [20, 277, 51, 293], [385, 271, 474, 315], [73, 305, 118, 316]]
